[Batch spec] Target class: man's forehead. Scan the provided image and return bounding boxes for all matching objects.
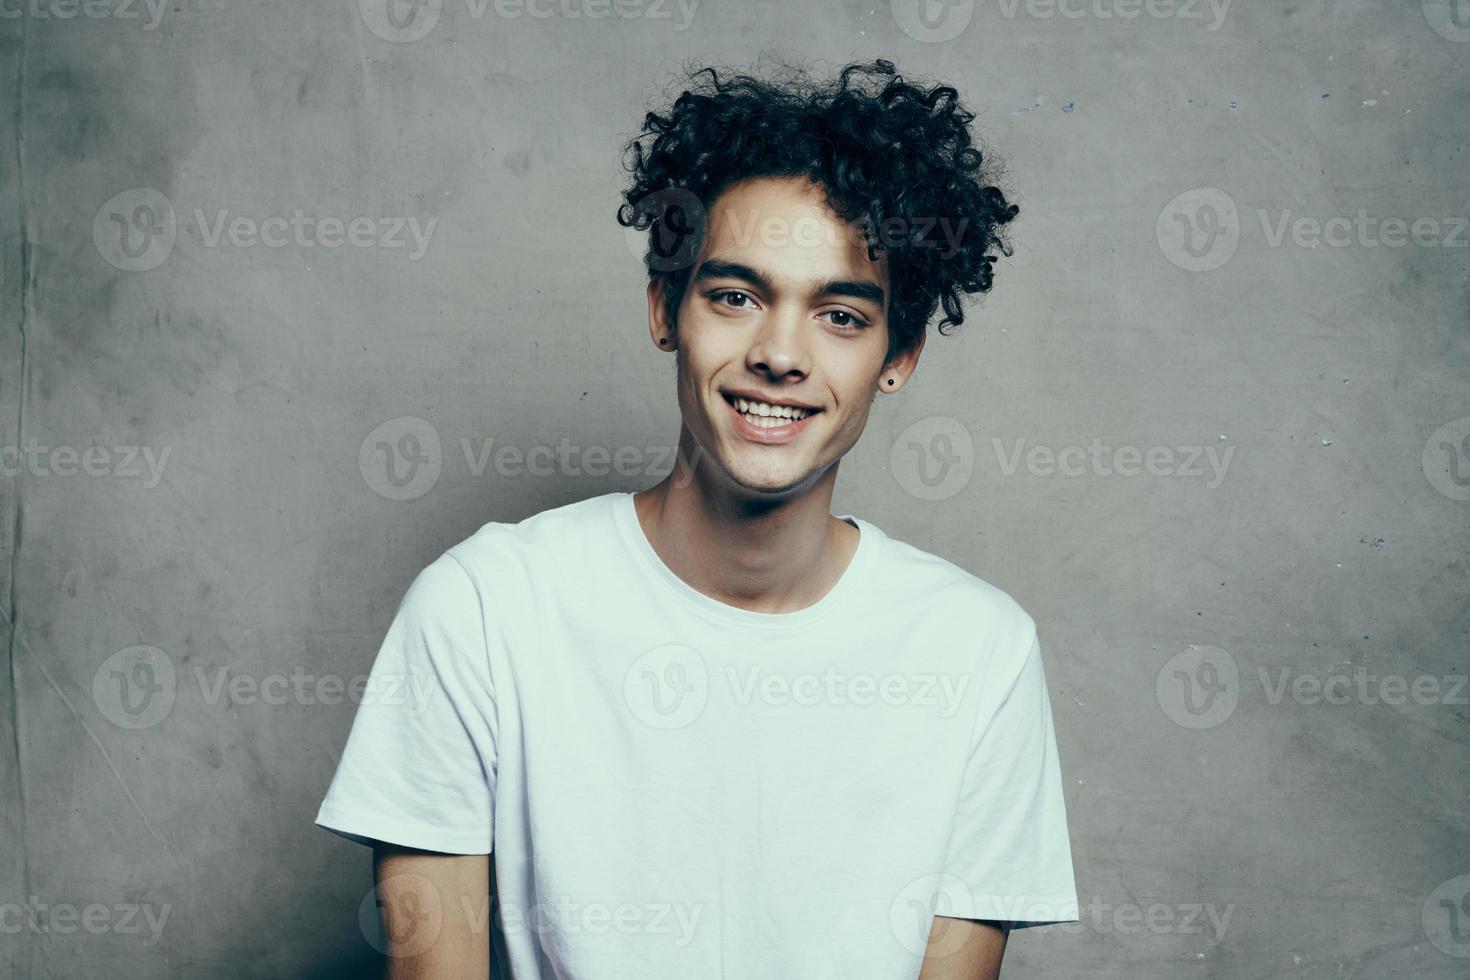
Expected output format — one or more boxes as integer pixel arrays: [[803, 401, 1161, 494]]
[[707, 180, 859, 235], [701, 180, 887, 284]]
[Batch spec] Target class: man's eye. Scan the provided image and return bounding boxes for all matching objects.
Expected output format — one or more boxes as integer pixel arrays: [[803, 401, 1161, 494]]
[[714, 290, 751, 308], [824, 310, 866, 329]]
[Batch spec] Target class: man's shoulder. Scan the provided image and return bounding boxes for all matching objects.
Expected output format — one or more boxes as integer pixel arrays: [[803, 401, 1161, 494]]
[[389, 493, 620, 627], [872, 523, 1036, 643], [438, 491, 620, 580]]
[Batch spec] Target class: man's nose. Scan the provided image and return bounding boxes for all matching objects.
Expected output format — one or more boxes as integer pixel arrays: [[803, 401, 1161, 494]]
[[745, 306, 810, 378]]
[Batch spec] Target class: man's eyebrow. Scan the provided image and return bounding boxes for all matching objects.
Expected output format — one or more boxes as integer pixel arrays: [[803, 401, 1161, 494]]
[[694, 260, 886, 309], [693, 260, 770, 290], [816, 278, 885, 308]]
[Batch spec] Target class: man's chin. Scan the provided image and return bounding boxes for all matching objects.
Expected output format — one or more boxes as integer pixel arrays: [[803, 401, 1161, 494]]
[[717, 455, 826, 499], [676, 427, 828, 497]]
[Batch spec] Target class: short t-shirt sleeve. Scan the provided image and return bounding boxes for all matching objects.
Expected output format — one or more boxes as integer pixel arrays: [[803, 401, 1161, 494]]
[[937, 624, 1079, 929], [314, 551, 497, 854]]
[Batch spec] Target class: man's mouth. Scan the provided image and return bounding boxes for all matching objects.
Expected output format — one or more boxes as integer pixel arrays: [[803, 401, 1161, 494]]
[[720, 392, 823, 442], [724, 394, 819, 427]]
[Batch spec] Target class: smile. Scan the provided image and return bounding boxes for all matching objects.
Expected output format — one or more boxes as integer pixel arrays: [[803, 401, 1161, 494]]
[[721, 393, 822, 444]]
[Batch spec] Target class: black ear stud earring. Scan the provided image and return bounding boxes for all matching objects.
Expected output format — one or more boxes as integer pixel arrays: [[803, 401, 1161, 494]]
[[887, 378, 895, 386], [659, 338, 669, 345]]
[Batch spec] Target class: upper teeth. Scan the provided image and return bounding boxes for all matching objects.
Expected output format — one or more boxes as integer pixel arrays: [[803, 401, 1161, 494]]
[[734, 398, 814, 420]]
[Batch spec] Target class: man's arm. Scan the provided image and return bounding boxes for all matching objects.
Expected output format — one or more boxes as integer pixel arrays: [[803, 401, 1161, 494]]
[[918, 916, 1011, 980], [372, 842, 490, 980]]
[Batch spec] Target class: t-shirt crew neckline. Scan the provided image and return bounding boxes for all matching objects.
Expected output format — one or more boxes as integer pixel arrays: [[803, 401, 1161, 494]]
[[611, 491, 880, 631]]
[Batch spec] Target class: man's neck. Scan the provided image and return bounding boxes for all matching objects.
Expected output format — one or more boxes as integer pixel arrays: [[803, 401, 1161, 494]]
[[632, 437, 859, 616]]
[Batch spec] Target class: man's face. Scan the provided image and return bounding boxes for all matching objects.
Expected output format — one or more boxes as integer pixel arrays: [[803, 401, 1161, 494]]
[[649, 175, 919, 500]]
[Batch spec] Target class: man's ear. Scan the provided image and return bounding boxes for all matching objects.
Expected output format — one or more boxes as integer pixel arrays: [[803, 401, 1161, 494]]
[[647, 278, 676, 351], [880, 330, 926, 392]]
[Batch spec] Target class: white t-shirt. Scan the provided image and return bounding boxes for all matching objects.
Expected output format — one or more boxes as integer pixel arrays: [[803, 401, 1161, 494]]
[[316, 491, 1079, 978]]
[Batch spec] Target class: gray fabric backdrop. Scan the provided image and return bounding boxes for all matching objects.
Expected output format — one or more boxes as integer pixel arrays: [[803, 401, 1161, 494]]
[[2, 1, 1467, 976]]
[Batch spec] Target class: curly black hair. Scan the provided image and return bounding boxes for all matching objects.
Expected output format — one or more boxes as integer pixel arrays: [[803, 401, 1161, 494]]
[[616, 57, 1020, 368]]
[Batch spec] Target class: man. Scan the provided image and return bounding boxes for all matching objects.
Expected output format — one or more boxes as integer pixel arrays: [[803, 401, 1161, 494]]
[[316, 58, 1079, 979]]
